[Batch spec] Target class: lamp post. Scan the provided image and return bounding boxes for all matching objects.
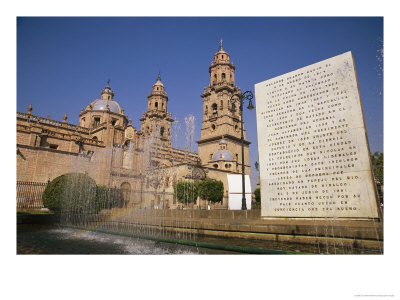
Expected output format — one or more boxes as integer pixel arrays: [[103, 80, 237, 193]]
[[229, 90, 254, 210]]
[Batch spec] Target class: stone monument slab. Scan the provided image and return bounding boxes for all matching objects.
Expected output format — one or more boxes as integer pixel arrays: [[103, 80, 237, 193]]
[[255, 51, 379, 219]]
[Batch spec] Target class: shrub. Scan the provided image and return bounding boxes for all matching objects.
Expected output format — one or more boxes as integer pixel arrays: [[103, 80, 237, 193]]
[[95, 185, 110, 211], [198, 180, 224, 203], [42, 173, 97, 213], [173, 181, 198, 203], [95, 185, 124, 211]]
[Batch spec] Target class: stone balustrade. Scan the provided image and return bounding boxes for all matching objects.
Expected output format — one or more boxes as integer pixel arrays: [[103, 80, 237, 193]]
[[17, 112, 90, 133]]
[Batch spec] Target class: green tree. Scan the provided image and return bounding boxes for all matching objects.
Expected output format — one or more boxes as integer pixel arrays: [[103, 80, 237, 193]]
[[371, 152, 384, 202], [42, 173, 97, 212], [173, 181, 198, 203], [254, 188, 261, 204], [371, 152, 384, 185], [197, 180, 224, 203]]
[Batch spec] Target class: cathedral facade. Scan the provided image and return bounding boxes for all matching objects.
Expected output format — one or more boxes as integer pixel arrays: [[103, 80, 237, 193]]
[[16, 44, 251, 209]]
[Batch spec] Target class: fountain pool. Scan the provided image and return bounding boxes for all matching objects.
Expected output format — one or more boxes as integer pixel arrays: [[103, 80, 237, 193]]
[[17, 224, 239, 254]]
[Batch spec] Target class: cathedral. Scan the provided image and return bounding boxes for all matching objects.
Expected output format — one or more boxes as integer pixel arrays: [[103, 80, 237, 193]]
[[16, 43, 251, 209]]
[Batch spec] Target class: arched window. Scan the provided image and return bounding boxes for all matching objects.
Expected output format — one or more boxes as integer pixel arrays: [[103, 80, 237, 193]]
[[155, 102, 158, 109], [212, 103, 217, 114], [213, 164, 218, 169], [125, 140, 134, 150], [222, 73, 226, 80], [39, 135, 48, 147], [160, 127, 165, 136], [78, 143, 84, 155], [93, 117, 100, 127]]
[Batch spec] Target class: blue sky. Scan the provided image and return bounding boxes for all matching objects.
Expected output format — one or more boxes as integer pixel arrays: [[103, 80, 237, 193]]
[[17, 17, 383, 189]]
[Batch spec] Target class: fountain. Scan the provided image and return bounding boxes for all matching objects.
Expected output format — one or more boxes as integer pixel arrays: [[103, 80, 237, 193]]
[[20, 109, 371, 255], [17, 110, 383, 254], [37, 114, 202, 253]]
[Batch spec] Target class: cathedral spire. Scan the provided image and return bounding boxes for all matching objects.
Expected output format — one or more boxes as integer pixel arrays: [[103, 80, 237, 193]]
[[198, 43, 249, 174], [141, 75, 172, 147]]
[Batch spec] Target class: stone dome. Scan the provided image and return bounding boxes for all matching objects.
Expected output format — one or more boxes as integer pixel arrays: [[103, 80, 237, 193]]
[[153, 74, 164, 88], [215, 39, 229, 56], [153, 80, 164, 88], [212, 150, 233, 161], [100, 83, 115, 99], [91, 99, 121, 114], [102, 86, 113, 94]]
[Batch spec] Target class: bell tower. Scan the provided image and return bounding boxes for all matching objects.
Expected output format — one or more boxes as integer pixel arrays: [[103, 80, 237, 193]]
[[140, 74, 173, 147], [197, 41, 251, 174]]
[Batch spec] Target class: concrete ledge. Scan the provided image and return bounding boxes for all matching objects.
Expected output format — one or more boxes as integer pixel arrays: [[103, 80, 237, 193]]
[[91, 221, 383, 251], [89, 209, 384, 251], [100, 209, 383, 241]]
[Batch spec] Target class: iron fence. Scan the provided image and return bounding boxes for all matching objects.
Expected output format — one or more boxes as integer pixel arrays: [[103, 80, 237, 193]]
[[16, 181, 225, 210], [17, 181, 48, 209]]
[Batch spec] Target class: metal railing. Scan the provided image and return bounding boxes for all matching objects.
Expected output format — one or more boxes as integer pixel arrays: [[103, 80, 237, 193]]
[[17, 181, 48, 209]]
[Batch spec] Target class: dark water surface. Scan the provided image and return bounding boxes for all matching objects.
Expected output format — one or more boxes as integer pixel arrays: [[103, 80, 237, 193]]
[[17, 224, 380, 254], [17, 224, 238, 254]]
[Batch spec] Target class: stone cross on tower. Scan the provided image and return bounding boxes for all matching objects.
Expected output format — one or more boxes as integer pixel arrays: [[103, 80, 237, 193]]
[[220, 38, 223, 51]]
